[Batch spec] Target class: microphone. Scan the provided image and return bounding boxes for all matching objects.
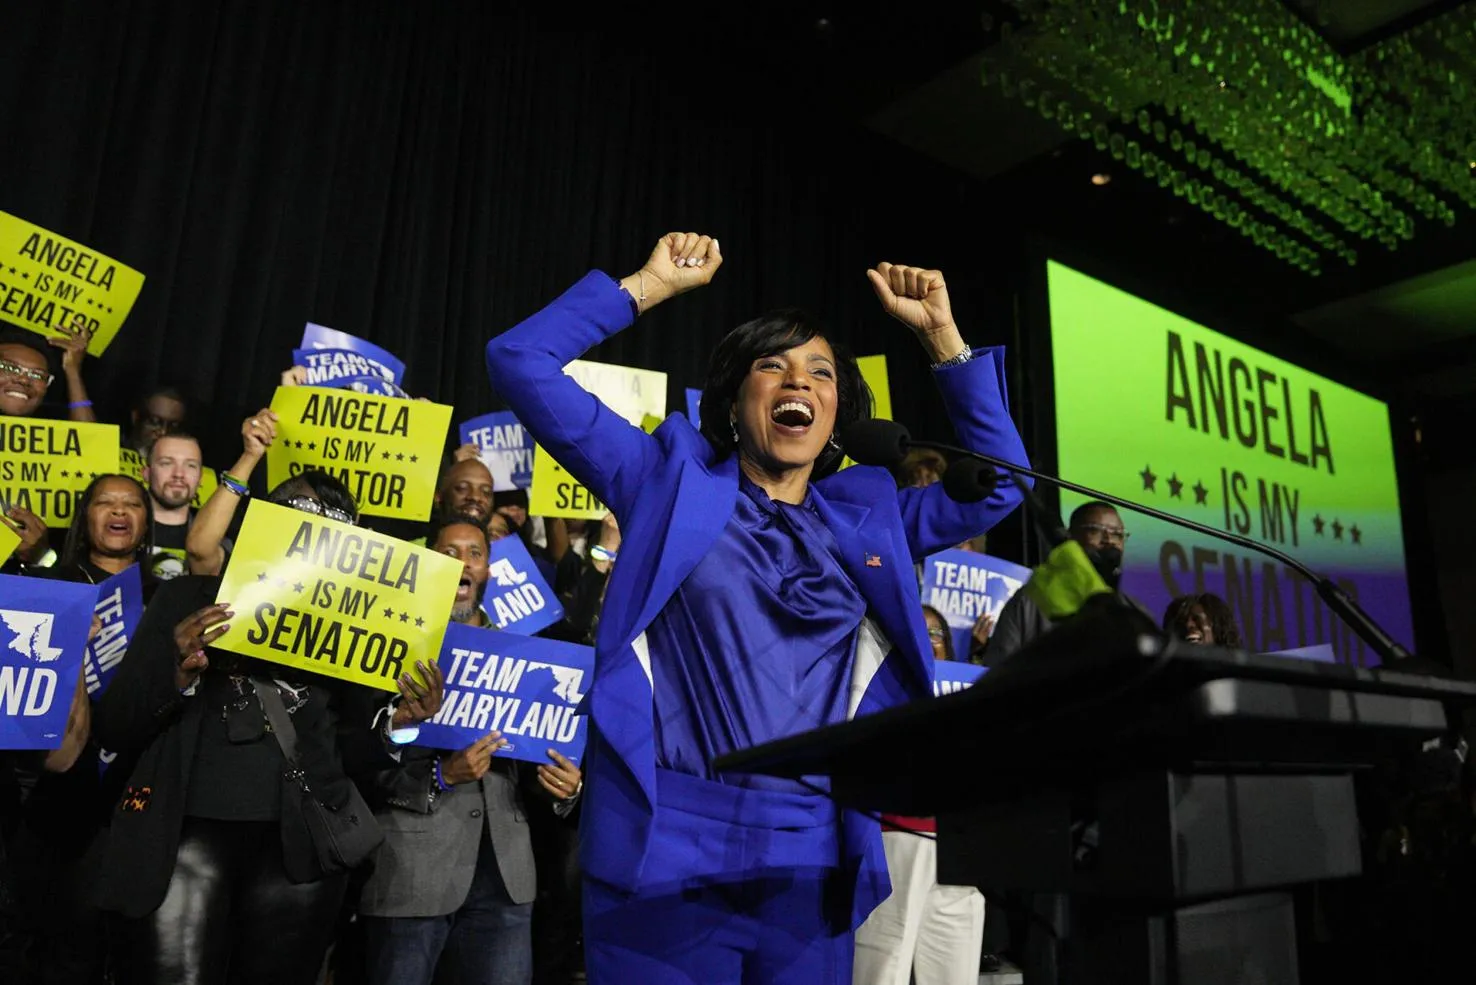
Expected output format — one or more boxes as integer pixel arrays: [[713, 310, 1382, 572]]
[[839, 418, 1412, 664]]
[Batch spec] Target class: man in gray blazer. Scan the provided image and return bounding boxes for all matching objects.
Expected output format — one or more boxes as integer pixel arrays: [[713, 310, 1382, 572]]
[[359, 515, 582, 985]]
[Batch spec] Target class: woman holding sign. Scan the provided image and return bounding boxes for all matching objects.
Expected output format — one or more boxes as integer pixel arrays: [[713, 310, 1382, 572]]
[[486, 233, 1030, 984]]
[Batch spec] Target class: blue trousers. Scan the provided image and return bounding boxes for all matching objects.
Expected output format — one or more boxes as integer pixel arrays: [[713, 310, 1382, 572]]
[[363, 835, 533, 985], [583, 769, 853, 985]]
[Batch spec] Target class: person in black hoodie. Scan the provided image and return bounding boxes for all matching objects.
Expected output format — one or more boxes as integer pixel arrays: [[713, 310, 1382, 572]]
[[92, 470, 445, 985]]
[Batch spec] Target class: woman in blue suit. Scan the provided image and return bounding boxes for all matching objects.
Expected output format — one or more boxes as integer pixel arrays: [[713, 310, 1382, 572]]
[[486, 233, 1030, 985]]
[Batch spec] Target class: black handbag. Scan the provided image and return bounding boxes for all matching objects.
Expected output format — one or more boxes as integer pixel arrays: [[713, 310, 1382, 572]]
[[252, 678, 384, 874]]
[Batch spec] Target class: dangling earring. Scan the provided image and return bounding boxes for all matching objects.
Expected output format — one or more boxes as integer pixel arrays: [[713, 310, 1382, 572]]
[[730, 418, 740, 445], [827, 433, 842, 455]]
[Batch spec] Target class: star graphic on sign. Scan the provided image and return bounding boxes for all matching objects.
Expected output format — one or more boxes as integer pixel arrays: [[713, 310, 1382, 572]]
[[257, 572, 269, 582], [396, 453, 405, 462], [383, 607, 395, 619], [58, 469, 69, 478], [414, 616, 425, 628], [1332, 519, 1344, 541], [1167, 474, 1184, 499], [292, 582, 305, 594], [90, 472, 99, 478], [1139, 465, 1157, 492], [382, 451, 391, 460], [1192, 480, 1209, 505], [1313, 515, 1325, 535], [398, 611, 410, 623], [409, 454, 418, 464], [19, 272, 27, 279], [306, 442, 316, 451], [1350, 524, 1362, 545]]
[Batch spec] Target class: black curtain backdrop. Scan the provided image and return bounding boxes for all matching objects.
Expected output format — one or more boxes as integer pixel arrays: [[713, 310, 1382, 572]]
[[0, 2, 1024, 490]]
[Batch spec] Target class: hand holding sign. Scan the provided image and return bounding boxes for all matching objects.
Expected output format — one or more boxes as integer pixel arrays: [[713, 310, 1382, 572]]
[[441, 731, 507, 786], [537, 749, 582, 800], [3, 505, 46, 563], [244, 409, 279, 458], [49, 316, 92, 372], [173, 603, 233, 691], [391, 661, 446, 729]]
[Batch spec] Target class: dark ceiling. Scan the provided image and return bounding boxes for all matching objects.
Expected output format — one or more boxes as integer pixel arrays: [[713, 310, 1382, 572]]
[[662, 0, 1476, 465]]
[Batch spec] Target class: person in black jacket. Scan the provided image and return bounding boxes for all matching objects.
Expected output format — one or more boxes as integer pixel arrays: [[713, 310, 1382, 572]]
[[91, 471, 446, 985]]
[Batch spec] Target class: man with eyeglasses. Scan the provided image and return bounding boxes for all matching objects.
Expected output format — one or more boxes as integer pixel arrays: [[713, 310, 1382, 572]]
[[0, 325, 97, 423], [983, 501, 1145, 663], [1, 327, 96, 571]]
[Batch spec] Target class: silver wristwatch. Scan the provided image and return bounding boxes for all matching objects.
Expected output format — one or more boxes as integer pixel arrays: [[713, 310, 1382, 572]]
[[930, 344, 973, 371]]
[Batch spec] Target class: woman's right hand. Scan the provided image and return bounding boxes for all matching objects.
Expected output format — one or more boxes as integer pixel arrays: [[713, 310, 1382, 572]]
[[622, 232, 722, 312], [173, 603, 233, 691]]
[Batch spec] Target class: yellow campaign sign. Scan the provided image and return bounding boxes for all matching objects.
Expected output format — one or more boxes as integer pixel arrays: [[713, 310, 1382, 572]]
[[529, 448, 608, 520], [0, 517, 20, 567], [844, 355, 893, 470], [0, 419, 121, 527], [118, 447, 220, 510], [0, 211, 145, 356], [528, 359, 665, 520], [857, 355, 892, 421], [212, 500, 463, 692], [266, 386, 453, 521]]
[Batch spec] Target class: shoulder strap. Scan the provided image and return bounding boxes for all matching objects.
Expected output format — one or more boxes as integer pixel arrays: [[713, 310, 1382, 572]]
[[251, 678, 301, 765]]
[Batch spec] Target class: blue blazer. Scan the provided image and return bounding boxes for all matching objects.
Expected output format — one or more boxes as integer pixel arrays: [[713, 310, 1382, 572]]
[[486, 273, 1030, 926]]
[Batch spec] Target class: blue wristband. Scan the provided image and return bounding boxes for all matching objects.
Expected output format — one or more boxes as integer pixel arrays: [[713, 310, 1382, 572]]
[[433, 758, 453, 793]]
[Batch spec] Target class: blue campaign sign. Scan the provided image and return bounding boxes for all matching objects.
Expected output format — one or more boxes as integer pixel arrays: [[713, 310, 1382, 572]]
[[685, 388, 702, 429], [483, 535, 563, 635], [920, 550, 1033, 660], [292, 347, 396, 385], [415, 622, 594, 764], [82, 564, 144, 697], [300, 323, 406, 385], [0, 574, 96, 749], [459, 411, 533, 491], [933, 660, 987, 697]]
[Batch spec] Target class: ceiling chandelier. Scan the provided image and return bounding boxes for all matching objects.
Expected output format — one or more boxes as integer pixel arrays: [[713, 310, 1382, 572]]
[[983, 0, 1476, 274]]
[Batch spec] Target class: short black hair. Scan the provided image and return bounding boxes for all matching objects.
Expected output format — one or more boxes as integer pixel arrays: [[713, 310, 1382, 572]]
[[1164, 593, 1243, 647], [144, 430, 202, 465], [0, 328, 57, 373], [1068, 501, 1119, 528], [265, 470, 359, 523], [61, 473, 154, 567], [133, 384, 188, 415], [697, 309, 872, 479], [426, 512, 491, 551]]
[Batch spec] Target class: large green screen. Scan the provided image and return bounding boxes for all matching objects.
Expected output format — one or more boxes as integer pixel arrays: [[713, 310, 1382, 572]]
[[1049, 260, 1411, 664]]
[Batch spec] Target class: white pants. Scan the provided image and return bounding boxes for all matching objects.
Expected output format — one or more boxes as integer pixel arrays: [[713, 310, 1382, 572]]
[[853, 830, 986, 985]]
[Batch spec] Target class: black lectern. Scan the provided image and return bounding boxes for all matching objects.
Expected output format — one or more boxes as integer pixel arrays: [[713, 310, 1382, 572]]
[[714, 603, 1476, 985]]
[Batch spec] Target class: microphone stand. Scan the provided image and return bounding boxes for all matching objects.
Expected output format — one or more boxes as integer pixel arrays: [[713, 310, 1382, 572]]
[[913, 438, 1411, 665]]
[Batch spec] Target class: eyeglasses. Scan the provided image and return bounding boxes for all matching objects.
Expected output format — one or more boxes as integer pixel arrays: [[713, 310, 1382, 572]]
[[926, 627, 948, 641], [0, 357, 53, 387], [283, 495, 356, 525], [1074, 523, 1130, 544]]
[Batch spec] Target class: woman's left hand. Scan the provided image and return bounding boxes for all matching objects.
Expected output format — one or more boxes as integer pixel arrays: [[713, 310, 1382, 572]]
[[392, 661, 445, 727], [536, 749, 582, 800], [866, 263, 956, 336]]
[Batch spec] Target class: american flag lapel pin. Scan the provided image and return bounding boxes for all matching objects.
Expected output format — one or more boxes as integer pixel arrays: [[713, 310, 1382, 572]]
[[865, 553, 883, 568]]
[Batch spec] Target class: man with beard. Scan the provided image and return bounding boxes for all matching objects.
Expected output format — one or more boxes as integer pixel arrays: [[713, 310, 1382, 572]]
[[437, 460, 496, 529], [357, 513, 582, 985], [141, 432, 205, 580]]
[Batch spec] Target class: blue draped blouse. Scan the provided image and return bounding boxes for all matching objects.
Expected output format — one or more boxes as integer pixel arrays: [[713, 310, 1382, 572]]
[[647, 474, 866, 794]]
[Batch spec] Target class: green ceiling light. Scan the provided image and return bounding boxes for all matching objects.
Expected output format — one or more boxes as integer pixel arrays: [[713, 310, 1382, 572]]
[[981, 0, 1476, 273]]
